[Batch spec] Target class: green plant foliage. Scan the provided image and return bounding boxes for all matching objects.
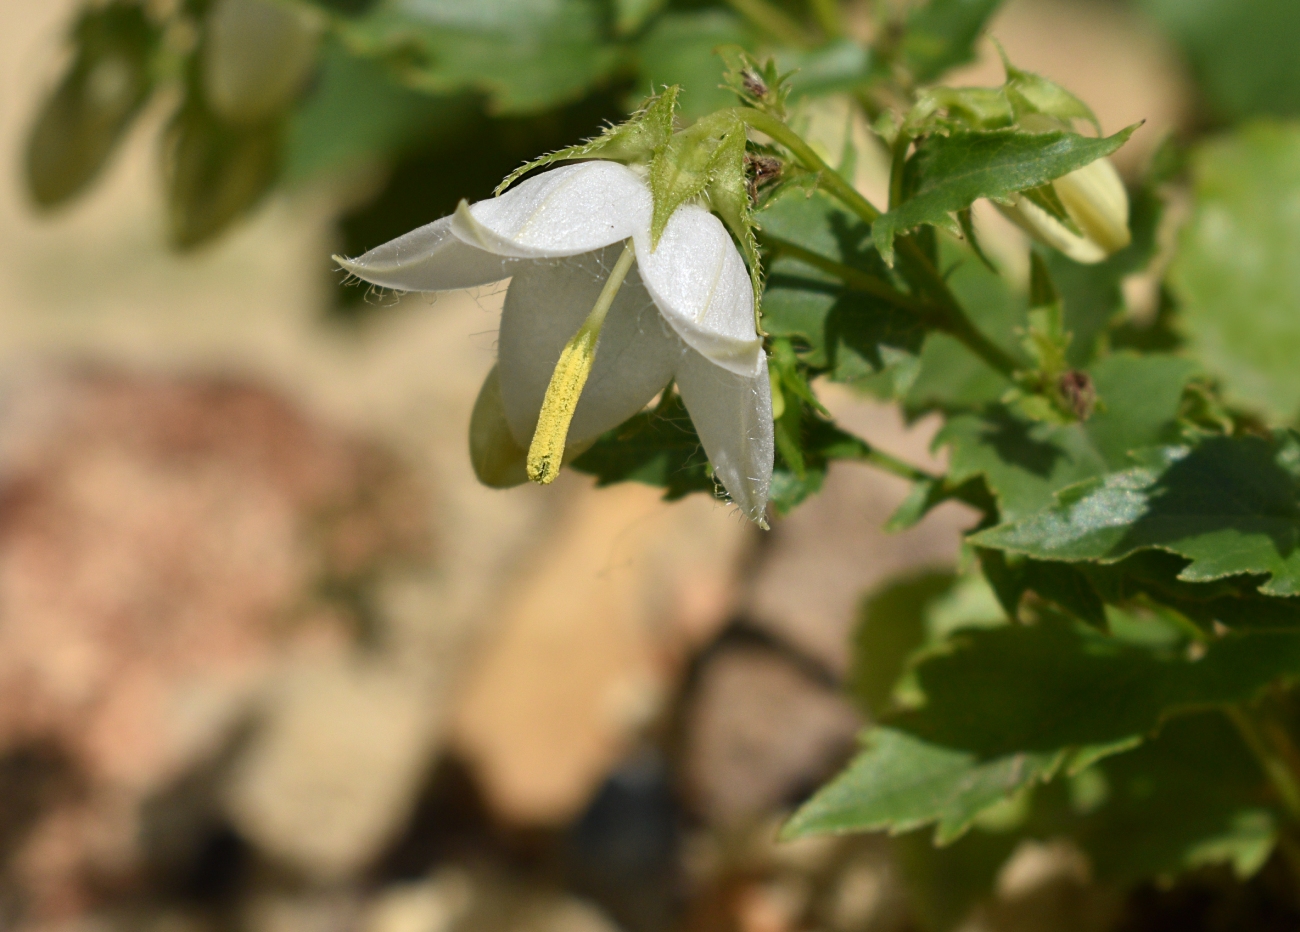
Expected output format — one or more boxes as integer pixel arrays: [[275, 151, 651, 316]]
[[25, 2, 160, 208], [873, 126, 1137, 264], [758, 186, 925, 384], [900, 0, 1004, 84], [788, 612, 1300, 847], [337, 0, 620, 115], [939, 353, 1200, 521], [1169, 123, 1300, 423], [1139, 0, 1300, 122], [782, 725, 1066, 845], [634, 11, 753, 120], [284, 38, 473, 184], [974, 431, 1300, 597]]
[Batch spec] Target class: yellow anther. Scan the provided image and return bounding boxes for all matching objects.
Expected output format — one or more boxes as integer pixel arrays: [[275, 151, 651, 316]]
[[526, 240, 637, 485]]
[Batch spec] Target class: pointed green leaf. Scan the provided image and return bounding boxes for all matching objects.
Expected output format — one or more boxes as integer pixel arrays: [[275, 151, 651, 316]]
[[973, 430, 1300, 597], [873, 125, 1137, 264]]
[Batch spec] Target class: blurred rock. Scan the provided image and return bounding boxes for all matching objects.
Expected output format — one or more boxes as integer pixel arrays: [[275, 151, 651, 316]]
[[682, 645, 861, 828], [960, 839, 1117, 932], [451, 480, 751, 826], [748, 388, 977, 675], [222, 657, 442, 882], [363, 870, 473, 932], [0, 369, 430, 919], [244, 891, 362, 932]]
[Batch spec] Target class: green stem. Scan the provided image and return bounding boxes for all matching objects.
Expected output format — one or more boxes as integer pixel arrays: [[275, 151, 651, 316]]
[[722, 0, 815, 47], [808, 0, 845, 37], [1228, 705, 1300, 825], [761, 237, 937, 317], [857, 446, 937, 484], [736, 108, 1024, 381], [737, 108, 882, 222]]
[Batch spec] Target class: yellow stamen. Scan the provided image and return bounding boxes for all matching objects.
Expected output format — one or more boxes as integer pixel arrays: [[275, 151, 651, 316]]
[[527, 240, 637, 485]]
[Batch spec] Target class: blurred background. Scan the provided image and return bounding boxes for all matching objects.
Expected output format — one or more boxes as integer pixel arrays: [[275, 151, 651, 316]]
[[0, 1, 1292, 930]]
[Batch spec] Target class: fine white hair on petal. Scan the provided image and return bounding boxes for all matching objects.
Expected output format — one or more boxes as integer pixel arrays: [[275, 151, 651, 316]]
[[633, 204, 763, 378], [496, 246, 681, 449], [332, 215, 517, 292], [673, 346, 774, 523], [455, 161, 653, 259]]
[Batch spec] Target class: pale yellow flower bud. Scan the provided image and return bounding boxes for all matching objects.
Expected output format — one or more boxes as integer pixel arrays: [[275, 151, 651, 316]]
[[999, 157, 1132, 264]]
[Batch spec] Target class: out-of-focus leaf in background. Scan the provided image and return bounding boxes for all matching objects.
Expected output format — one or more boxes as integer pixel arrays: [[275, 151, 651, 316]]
[[25, 1, 159, 208], [1169, 122, 1300, 423], [1138, 0, 1300, 123]]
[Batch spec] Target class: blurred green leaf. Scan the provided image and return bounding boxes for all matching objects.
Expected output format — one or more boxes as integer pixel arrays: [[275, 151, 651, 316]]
[[873, 126, 1137, 263], [850, 570, 957, 718], [1169, 122, 1300, 422], [782, 726, 1064, 845], [635, 11, 753, 120], [1139, 0, 1300, 122], [338, 0, 621, 114], [164, 96, 281, 249], [901, 0, 1004, 84], [285, 39, 476, 184], [1037, 714, 1276, 882], [25, 1, 159, 208], [973, 431, 1300, 597]]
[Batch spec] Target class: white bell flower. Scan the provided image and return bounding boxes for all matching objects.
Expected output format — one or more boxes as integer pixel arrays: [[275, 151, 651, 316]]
[[334, 160, 774, 524], [998, 157, 1132, 264]]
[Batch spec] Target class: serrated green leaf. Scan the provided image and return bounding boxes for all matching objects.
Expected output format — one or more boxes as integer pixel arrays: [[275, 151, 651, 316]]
[[783, 727, 1065, 845], [939, 353, 1200, 521], [338, 0, 619, 115], [973, 430, 1300, 597], [901, 0, 1004, 84], [1169, 123, 1300, 422], [757, 187, 925, 384], [892, 615, 1300, 757], [873, 126, 1136, 264]]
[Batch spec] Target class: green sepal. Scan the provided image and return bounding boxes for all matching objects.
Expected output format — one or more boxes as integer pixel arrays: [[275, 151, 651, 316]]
[[494, 85, 680, 194], [717, 44, 793, 119]]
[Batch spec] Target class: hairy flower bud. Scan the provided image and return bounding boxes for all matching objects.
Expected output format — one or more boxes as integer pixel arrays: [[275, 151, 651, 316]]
[[1000, 157, 1131, 264], [203, 0, 321, 125]]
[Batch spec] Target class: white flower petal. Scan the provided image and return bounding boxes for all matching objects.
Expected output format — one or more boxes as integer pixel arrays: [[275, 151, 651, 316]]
[[455, 161, 653, 259], [497, 246, 682, 449], [333, 215, 516, 292], [674, 346, 773, 524], [634, 204, 763, 378]]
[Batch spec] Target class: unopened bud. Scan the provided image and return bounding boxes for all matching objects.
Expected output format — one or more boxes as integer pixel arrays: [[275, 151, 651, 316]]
[[469, 366, 529, 489], [203, 0, 322, 125], [742, 68, 768, 99], [25, 4, 157, 208], [1057, 369, 1096, 421], [1000, 157, 1131, 264]]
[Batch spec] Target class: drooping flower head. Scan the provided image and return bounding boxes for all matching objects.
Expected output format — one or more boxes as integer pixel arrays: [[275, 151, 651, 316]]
[[334, 88, 775, 524]]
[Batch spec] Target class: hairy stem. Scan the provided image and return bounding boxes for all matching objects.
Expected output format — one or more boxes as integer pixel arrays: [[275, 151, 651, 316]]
[[737, 108, 1024, 380], [723, 0, 815, 47]]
